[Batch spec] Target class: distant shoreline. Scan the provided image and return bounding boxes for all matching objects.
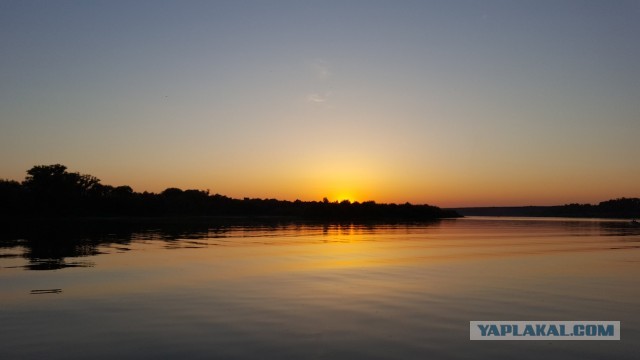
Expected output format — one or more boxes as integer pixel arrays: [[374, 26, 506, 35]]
[[1, 164, 459, 221], [2, 165, 638, 222], [449, 199, 639, 219]]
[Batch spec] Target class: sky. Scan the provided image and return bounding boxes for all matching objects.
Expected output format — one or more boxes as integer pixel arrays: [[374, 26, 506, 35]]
[[1, 0, 639, 207]]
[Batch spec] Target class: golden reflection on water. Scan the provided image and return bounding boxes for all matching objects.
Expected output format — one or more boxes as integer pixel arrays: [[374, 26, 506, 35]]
[[56, 218, 638, 299], [1, 217, 639, 359]]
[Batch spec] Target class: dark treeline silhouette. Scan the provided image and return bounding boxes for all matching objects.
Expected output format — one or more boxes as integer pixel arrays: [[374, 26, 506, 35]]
[[452, 198, 640, 219], [0, 164, 459, 220]]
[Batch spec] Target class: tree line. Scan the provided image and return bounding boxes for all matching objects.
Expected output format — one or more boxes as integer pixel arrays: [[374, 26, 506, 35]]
[[454, 198, 640, 219], [0, 164, 459, 220]]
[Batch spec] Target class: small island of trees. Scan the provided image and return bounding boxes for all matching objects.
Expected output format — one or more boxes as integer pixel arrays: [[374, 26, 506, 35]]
[[0, 164, 460, 221]]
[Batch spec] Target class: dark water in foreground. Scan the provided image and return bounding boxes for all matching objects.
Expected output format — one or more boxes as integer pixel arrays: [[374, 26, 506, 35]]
[[1, 217, 639, 359]]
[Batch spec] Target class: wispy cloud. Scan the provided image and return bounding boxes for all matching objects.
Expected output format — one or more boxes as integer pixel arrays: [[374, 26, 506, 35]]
[[307, 93, 327, 103], [305, 59, 333, 105]]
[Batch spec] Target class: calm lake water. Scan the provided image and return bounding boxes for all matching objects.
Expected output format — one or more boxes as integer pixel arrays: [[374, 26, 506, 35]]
[[1, 217, 639, 359]]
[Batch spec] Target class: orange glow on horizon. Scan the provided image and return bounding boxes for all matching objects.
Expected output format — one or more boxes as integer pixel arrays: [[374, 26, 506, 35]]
[[78, 161, 639, 209], [329, 192, 358, 203]]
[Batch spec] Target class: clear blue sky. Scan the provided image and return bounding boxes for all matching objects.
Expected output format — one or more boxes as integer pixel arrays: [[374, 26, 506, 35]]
[[1, 0, 639, 206]]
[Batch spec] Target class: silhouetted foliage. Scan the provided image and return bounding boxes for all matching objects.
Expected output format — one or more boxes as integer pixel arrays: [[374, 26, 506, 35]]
[[0, 179, 25, 215], [453, 197, 640, 219], [1, 164, 460, 220], [4, 165, 640, 220], [20, 164, 102, 215]]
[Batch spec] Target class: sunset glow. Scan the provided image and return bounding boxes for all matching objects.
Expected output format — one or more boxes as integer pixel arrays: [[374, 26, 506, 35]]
[[1, 1, 639, 207]]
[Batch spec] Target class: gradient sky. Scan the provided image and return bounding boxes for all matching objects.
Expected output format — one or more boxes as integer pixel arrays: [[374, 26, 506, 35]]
[[1, 0, 639, 207]]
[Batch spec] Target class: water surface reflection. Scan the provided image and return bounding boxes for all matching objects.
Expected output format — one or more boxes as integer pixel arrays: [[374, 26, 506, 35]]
[[0, 217, 639, 359]]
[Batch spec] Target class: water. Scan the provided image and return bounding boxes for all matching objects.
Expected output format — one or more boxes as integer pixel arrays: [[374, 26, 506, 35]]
[[1, 217, 639, 359]]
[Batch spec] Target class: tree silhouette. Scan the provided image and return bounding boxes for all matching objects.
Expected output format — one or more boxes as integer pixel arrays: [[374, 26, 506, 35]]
[[0, 179, 24, 215], [5, 163, 630, 221], [21, 164, 101, 214]]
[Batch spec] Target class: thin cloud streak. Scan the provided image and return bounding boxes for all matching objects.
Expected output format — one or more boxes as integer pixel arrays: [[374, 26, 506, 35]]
[[306, 93, 328, 103]]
